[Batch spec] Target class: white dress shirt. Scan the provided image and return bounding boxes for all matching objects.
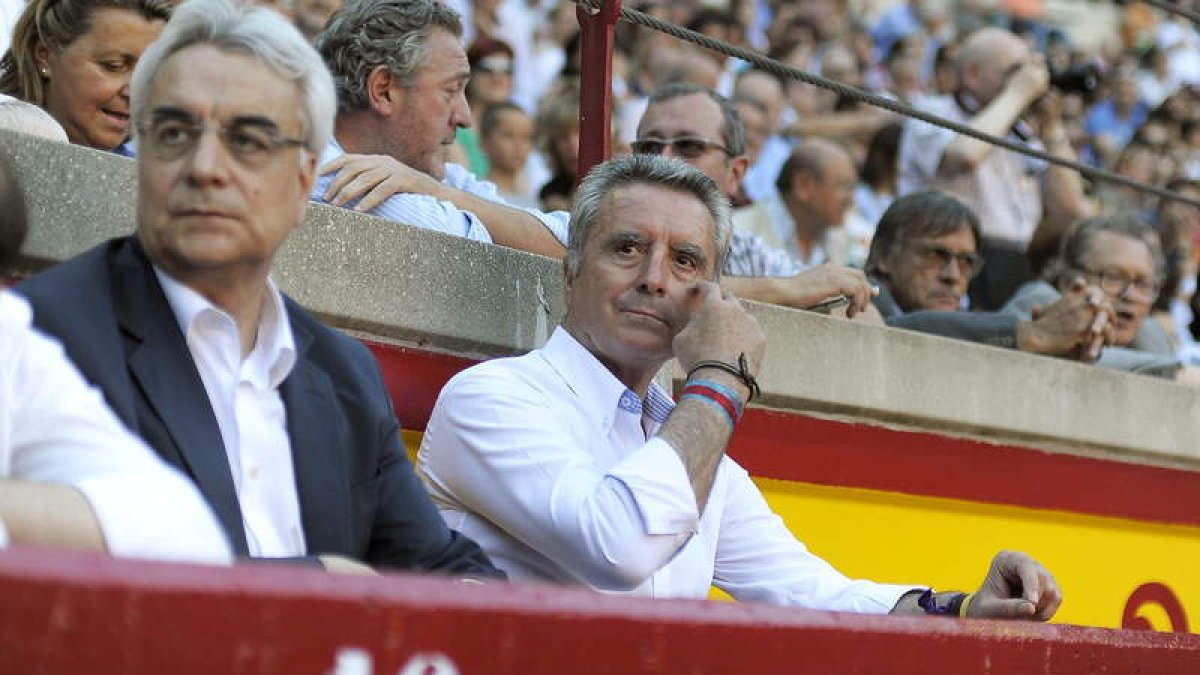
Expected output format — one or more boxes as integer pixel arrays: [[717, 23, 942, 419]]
[[898, 95, 1046, 248], [419, 327, 917, 612], [0, 291, 231, 564], [155, 269, 304, 558], [313, 138, 571, 246]]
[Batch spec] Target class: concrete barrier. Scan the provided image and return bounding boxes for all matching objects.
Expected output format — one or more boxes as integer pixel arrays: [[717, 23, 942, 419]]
[[4, 129, 1199, 651], [7, 128, 1199, 469]]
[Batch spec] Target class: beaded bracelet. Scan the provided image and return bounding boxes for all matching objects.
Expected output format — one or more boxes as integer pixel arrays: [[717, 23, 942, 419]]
[[685, 352, 760, 402]]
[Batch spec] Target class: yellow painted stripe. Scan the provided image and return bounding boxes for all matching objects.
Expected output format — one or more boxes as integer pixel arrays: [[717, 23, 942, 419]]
[[753, 478, 1198, 630], [405, 429, 1197, 631]]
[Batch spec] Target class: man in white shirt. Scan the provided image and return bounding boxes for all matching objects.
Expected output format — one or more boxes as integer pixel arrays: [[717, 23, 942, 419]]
[[733, 138, 865, 270], [17, 0, 499, 577], [0, 152, 230, 565], [418, 153, 1062, 619], [311, 0, 566, 257]]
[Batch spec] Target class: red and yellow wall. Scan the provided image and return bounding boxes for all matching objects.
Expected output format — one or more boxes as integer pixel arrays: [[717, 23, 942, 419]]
[[373, 340, 1198, 633]]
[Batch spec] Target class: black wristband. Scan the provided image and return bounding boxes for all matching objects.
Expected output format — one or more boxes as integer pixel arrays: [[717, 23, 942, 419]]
[[917, 589, 968, 616], [685, 353, 760, 402]]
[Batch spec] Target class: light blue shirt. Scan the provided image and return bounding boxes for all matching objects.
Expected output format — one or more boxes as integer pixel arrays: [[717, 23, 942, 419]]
[[313, 137, 570, 245]]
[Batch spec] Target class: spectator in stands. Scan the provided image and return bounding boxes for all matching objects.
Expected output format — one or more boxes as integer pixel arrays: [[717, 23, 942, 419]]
[[418, 153, 1062, 621], [1008, 215, 1168, 350], [854, 121, 903, 229], [0, 151, 231, 564], [1004, 215, 1181, 377], [1085, 68, 1149, 167], [867, 190, 1113, 360], [0, 0, 170, 153], [733, 69, 790, 203], [313, 0, 565, 257], [16, 0, 500, 577], [449, 36, 516, 177], [534, 80, 581, 212], [478, 101, 538, 209], [898, 26, 1092, 311], [635, 83, 876, 316], [734, 138, 861, 268]]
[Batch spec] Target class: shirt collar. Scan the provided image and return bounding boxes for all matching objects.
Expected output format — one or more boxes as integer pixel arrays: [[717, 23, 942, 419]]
[[153, 265, 296, 388], [539, 327, 674, 426]]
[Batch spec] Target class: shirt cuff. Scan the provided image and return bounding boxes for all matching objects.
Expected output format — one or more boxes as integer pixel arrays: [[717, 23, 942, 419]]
[[606, 437, 700, 536]]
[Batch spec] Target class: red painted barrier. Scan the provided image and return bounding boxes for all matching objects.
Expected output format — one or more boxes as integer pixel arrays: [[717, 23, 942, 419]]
[[365, 340, 1200, 527], [1, 547, 1197, 675]]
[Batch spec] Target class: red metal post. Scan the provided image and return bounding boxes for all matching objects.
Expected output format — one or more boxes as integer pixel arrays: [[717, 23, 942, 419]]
[[575, 0, 621, 184]]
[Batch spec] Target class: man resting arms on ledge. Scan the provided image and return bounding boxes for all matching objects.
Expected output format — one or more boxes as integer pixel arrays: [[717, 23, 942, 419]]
[[418, 154, 1061, 620]]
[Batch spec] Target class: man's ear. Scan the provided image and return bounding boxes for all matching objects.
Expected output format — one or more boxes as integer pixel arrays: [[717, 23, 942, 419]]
[[366, 65, 399, 116], [727, 155, 750, 194]]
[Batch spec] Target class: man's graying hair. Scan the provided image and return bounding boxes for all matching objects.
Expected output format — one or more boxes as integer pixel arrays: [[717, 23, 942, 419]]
[[567, 154, 732, 279], [1056, 214, 1166, 284], [130, 0, 335, 153], [645, 83, 745, 157], [317, 0, 462, 113]]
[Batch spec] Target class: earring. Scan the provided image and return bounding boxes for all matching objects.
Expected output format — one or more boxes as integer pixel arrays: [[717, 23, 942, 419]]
[[39, 67, 49, 78]]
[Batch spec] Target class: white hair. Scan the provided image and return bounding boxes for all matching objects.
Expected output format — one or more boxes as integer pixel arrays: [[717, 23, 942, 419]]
[[130, 0, 336, 153]]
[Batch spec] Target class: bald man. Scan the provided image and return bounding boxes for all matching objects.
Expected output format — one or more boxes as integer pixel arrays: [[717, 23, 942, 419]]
[[733, 138, 860, 269], [897, 26, 1092, 309]]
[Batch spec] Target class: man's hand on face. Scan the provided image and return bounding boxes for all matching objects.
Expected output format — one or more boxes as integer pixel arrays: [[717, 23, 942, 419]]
[[321, 153, 445, 211], [967, 550, 1062, 621], [1006, 54, 1050, 107], [673, 282, 766, 400], [1016, 279, 1114, 361]]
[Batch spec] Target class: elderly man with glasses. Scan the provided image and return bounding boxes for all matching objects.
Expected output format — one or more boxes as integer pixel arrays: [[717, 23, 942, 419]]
[[16, 0, 501, 576], [1001, 214, 1184, 378], [866, 191, 1117, 361]]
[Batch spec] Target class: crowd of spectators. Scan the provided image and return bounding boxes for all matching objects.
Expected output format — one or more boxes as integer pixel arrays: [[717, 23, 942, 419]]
[[0, 0, 1192, 621]]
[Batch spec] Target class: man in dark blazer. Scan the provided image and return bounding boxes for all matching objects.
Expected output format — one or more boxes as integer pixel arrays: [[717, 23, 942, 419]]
[[17, 0, 499, 576]]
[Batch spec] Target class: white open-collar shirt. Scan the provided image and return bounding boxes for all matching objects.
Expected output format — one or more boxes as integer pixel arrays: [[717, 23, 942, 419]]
[[419, 327, 916, 612], [155, 267, 303, 558]]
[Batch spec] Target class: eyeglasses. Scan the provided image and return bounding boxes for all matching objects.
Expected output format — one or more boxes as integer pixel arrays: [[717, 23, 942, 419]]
[[908, 241, 985, 278], [630, 136, 733, 160], [1076, 268, 1160, 303], [137, 109, 308, 169]]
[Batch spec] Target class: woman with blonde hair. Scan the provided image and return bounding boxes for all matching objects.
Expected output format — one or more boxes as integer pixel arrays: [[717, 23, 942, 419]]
[[0, 0, 170, 152]]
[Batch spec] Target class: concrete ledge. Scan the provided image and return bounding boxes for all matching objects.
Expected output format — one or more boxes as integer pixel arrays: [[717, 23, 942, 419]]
[[6, 128, 1198, 467]]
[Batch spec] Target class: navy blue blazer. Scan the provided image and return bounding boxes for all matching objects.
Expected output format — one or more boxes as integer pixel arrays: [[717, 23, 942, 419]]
[[18, 237, 500, 576]]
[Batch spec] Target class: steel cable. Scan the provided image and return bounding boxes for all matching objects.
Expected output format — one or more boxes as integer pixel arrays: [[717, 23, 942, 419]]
[[575, 0, 1200, 208]]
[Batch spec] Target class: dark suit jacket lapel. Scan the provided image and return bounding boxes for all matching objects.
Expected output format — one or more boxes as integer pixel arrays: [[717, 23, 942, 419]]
[[112, 240, 250, 555], [280, 316, 352, 556]]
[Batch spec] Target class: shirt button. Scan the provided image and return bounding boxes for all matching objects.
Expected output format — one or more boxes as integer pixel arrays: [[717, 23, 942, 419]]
[[248, 467, 260, 480]]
